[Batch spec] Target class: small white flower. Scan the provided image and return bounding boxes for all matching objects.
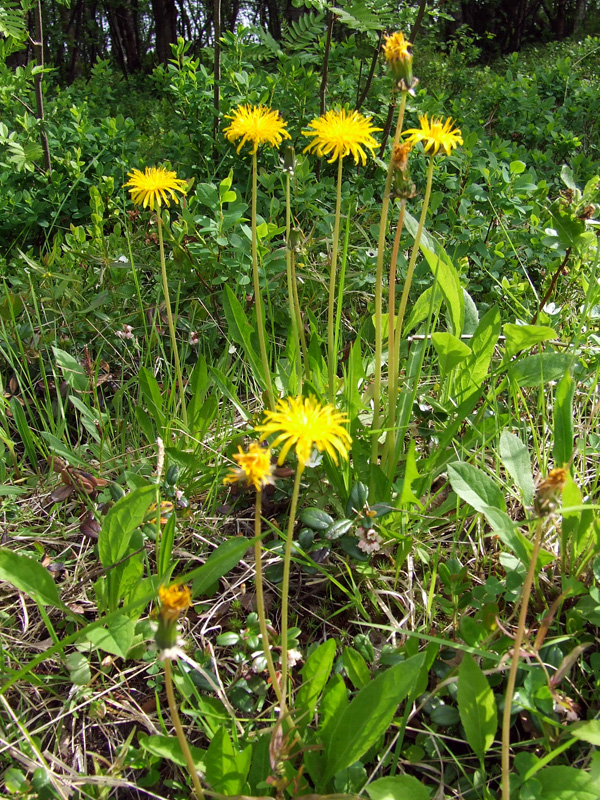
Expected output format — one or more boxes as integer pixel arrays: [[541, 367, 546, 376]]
[[356, 526, 383, 554]]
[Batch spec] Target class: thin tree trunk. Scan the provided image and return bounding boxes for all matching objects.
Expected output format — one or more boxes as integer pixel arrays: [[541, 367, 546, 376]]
[[213, 0, 221, 155], [356, 30, 382, 111], [31, 0, 51, 174]]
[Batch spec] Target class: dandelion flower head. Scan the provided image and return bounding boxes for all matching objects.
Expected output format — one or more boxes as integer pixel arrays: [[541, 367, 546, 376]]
[[124, 166, 187, 211], [256, 395, 352, 467], [223, 442, 274, 491], [383, 31, 412, 63], [303, 109, 381, 166], [159, 584, 192, 622], [403, 115, 463, 157], [534, 467, 569, 516], [224, 104, 291, 154]]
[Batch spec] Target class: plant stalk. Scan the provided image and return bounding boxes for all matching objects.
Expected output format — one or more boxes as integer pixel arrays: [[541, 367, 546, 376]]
[[254, 490, 283, 703], [501, 518, 545, 800], [252, 151, 276, 410], [164, 657, 205, 800], [157, 214, 187, 427], [279, 464, 304, 711], [371, 90, 407, 470], [327, 158, 344, 401]]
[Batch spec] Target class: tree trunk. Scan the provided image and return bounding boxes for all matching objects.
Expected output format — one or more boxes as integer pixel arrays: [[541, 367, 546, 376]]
[[152, 0, 178, 64]]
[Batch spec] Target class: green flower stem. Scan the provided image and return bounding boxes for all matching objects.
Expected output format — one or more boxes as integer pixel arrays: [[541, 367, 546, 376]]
[[164, 657, 205, 800], [501, 518, 545, 800], [382, 198, 407, 475], [279, 464, 305, 711], [157, 214, 187, 427], [291, 247, 310, 379], [327, 158, 344, 402], [385, 155, 435, 476], [252, 151, 276, 411], [370, 90, 407, 469], [285, 171, 303, 391], [254, 489, 283, 703]]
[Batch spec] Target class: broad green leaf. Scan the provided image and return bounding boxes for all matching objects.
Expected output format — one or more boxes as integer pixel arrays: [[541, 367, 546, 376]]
[[98, 485, 156, 567], [447, 462, 506, 514], [398, 438, 422, 509], [139, 734, 205, 769], [318, 674, 348, 741], [503, 323, 557, 358], [295, 639, 337, 727], [534, 765, 600, 799], [553, 372, 575, 468], [52, 347, 88, 392], [454, 306, 501, 403], [420, 245, 464, 336], [366, 775, 430, 800], [457, 654, 497, 756], [186, 537, 250, 597], [484, 507, 554, 568], [508, 353, 572, 387], [463, 289, 480, 335], [570, 720, 600, 746], [342, 647, 370, 689], [222, 284, 266, 387], [65, 652, 91, 686], [431, 332, 471, 376], [402, 284, 442, 335], [322, 653, 425, 783], [204, 727, 251, 795], [85, 613, 135, 658], [499, 430, 535, 505], [0, 548, 62, 608], [299, 508, 335, 531]]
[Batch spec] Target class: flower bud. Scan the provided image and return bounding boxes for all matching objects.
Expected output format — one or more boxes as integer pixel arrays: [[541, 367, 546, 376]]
[[390, 142, 416, 200], [383, 32, 414, 90]]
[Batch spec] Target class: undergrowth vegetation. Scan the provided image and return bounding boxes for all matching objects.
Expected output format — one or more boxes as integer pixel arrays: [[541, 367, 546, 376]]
[[1, 14, 600, 800]]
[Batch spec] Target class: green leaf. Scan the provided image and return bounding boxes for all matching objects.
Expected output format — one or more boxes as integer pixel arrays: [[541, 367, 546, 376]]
[[98, 485, 156, 568], [222, 284, 266, 388], [503, 323, 557, 358], [570, 720, 600, 746], [454, 306, 501, 403], [204, 727, 251, 795], [534, 765, 600, 799], [0, 548, 62, 608], [420, 245, 464, 336], [52, 347, 88, 392], [296, 639, 337, 726], [431, 332, 471, 376], [402, 284, 442, 335], [138, 367, 165, 429], [186, 537, 250, 597], [346, 482, 369, 518], [553, 372, 575, 468], [10, 398, 38, 468], [457, 654, 497, 756], [366, 775, 430, 800], [499, 430, 535, 505], [84, 613, 135, 659], [508, 353, 573, 387], [299, 508, 335, 531], [447, 462, 506, 514], [342, 647, 370, 689], [65, 652, 91, 686], [139, 734, 205, 769], [322, 653, 425, 783]]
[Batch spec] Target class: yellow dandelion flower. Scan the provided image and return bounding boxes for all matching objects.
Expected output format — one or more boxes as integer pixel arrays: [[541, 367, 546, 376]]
[[383, 31, 412, 62], [302, 109, 382, 166], [256, 395, 352, 467], [403, 115, 463, 157], [383, 31, 413, 86], [223, 442, 274, 491], [159, 584, 192, 621], [534, 467, 569, 516], [124, 166, 187, 211], [224, 104, 291, 154]]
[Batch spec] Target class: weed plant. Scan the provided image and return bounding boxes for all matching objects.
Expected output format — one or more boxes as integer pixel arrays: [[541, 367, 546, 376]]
[[0, 18, 600, 800]]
